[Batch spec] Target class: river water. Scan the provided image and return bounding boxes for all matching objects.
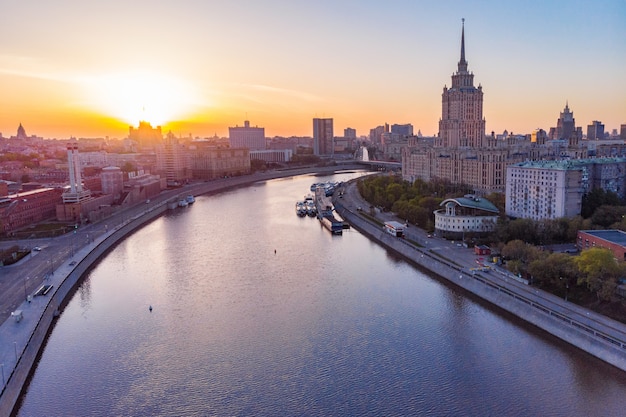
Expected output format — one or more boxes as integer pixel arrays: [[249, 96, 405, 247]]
[[17, 172, 626, 416]]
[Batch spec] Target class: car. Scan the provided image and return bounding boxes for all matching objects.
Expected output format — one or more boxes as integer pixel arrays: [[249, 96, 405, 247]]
[[69, 261, 77, 266], [33, 246, 42, 251]]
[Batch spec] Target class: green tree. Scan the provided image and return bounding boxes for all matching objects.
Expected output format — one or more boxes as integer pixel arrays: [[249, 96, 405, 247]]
[[574, 248, 623, 301], [528, 252, 577, 290]]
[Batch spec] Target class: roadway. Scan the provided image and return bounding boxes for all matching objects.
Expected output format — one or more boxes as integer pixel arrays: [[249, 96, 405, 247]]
[[0, 163, 365, 323]]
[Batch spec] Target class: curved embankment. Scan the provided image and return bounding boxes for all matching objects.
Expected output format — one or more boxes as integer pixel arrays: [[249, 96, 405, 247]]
[[0, 164, 364, 416], [334, 179, 626, 372]]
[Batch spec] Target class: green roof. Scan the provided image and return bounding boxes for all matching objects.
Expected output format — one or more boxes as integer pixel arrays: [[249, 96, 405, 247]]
[[440, 195, 499, 213]]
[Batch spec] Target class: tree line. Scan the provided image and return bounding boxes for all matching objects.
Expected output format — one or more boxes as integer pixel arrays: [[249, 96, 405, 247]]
[[357, 174, 626, 320]]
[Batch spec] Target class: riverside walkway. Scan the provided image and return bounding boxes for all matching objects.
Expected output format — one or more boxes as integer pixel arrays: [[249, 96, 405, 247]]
[[334, 178, 626, 373]]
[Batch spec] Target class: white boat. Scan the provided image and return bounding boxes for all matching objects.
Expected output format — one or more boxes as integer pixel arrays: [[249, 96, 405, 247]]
[[295, 201, 307, 216], [186, 195, 196, 204]]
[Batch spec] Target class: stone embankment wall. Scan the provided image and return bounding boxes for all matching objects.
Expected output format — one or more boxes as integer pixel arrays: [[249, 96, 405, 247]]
[[334, 191, 626, 372]]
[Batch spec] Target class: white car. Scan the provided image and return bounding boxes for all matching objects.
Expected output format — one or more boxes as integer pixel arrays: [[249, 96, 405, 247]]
[[33, 246, 42, 251]]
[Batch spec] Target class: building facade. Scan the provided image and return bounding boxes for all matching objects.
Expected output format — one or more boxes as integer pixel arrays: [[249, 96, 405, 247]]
[[587, 120, 605, 140], [228, 120, 266, 150], [577, 230, 626, 261], [155, 132, 190, 186], [189, 143, 250, 180], [101, 166, 124, 197], [506, 157, 626, 220], [0, 188, 62, 236], [506, 160, 584, 220], [313, 118, 334, 156], [402, 22, 589, 194], [434, 194, 499, 239]]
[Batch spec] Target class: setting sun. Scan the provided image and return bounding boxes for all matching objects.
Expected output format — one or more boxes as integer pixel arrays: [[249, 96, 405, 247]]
[[83, 71, 203, 127]]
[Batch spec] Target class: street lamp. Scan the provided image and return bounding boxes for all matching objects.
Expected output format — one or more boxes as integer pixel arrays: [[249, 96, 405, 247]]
[[23, 276, 29, 302]]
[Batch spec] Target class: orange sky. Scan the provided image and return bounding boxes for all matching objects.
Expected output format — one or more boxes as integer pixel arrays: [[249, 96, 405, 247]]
[[1, 1, 624, 140]]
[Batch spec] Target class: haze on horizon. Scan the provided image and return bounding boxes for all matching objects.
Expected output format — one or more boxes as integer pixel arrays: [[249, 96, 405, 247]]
[[1, 0, 624, 139]]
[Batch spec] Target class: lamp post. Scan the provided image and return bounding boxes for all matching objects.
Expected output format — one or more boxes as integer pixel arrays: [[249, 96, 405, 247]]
[[23, 276, 29, 302]]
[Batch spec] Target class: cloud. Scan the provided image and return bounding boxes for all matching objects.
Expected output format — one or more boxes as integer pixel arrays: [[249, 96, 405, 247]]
[[241, 84, 324, 103]]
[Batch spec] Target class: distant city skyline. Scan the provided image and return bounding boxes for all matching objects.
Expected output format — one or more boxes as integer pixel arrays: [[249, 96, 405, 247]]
[[0, 1, 624, 139]]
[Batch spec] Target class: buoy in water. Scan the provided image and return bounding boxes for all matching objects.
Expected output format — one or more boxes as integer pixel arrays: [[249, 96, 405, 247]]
[[149, 305, 153, 312]]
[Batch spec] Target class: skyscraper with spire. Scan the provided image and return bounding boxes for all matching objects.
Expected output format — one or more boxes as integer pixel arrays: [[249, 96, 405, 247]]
[[436, 19, 485, 149]]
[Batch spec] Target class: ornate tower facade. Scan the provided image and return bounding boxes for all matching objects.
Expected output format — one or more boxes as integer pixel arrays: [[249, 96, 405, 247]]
[[436, 20, 486, 149]]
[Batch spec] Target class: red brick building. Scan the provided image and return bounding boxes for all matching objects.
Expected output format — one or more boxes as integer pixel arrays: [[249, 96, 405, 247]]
[[577, 230, 626, 261], [0, 188, 63, 236]]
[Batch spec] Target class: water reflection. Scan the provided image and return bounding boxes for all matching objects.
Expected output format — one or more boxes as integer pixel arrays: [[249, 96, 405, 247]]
[[17, 172, 626, 417]]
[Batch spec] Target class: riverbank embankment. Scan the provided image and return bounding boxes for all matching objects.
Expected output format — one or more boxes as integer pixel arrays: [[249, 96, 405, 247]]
[[0, 164, 363, 416], [334, 178, 626, 373]]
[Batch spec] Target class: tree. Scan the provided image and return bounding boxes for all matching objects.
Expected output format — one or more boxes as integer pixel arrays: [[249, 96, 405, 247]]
[[574, 248, 623, 301], [528, 252, 577, 290]]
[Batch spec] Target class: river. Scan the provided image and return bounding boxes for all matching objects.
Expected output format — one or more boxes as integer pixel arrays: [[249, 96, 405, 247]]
[[16, 171, 626, 416]]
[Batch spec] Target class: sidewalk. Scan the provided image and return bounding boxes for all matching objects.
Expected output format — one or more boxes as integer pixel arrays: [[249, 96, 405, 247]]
[[335, 178, 626, 372]]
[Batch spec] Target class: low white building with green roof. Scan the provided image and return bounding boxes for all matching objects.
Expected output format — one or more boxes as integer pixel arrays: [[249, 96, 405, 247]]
[[434, 195, 499, 239]]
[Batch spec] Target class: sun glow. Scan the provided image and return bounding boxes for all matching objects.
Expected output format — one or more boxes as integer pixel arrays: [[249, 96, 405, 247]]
[[84, 71, 203, 127]]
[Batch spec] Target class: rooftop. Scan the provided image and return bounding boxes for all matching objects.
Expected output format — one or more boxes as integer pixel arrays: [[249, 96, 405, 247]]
[[440, 195, 499, 213], [512, 157, 626, 171], [580, 230, 626, 247]]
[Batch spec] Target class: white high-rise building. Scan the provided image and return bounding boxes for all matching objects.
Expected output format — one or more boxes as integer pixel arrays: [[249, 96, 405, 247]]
[[229, 120, 265, 150]]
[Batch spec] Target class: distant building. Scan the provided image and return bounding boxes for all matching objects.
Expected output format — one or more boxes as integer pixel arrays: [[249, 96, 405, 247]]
[[313, 118, 334, 156], [101, 166, 124, 197], [0, 188, 63, 236], [434, 194, 499, 239], [587, 120, 605, 140], [189, 142, 250, 180], [344, 128, 357, 139], [129, 121, 163, 149], [155, 132, 190, 186], [620, 124, 626, 141], [369, 124, 388, 144], [577, 230, 626, 261], [228, 120, 265, 150], [249, 149, 293, 164], [390, 124, 413, 137], [402, 21, 588, 194], [549, 103, 582, 142], [62, 141, 91, 204], [16, 123, 27, 140]]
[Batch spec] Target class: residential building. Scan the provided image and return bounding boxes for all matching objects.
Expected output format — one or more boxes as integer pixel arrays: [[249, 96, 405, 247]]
[[587, 121, 605, 140], [506, 158, 626, 220], [313, 118, 333, 156], [155, 132, 190, 186], [344, 128, 357, 139], [506, 160, 584, 220]]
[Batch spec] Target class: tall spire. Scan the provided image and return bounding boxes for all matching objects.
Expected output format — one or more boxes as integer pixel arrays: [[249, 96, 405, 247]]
[[458, 18, 468, 73]]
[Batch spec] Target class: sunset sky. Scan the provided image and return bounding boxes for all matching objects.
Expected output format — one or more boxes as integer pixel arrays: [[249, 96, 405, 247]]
[[1, 0, 624, 139]]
